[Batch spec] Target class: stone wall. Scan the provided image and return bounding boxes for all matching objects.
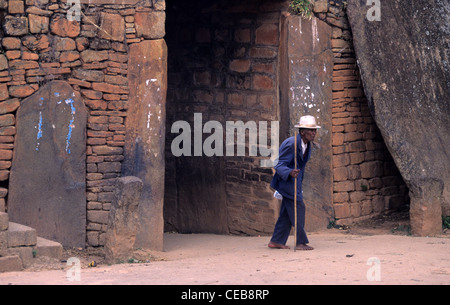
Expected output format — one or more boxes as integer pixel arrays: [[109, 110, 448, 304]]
[[0, 0, 165, 247], [0, 0, 411, 247], [312, 0, 408, 225]]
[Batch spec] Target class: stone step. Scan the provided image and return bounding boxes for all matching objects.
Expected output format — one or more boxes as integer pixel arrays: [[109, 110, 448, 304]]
[[0, 255, 23, 273], [34, 237, 63, 260], [7, 222, 37, 248], [0, 218, 64, 273]]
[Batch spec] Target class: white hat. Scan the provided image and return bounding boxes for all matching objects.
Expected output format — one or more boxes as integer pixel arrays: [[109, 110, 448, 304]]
[[294, 115, 321, 129]]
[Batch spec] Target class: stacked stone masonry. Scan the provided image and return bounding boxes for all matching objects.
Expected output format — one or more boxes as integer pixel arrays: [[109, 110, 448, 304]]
[[313, 0, 408, 225], [0, 0, 165, 246]]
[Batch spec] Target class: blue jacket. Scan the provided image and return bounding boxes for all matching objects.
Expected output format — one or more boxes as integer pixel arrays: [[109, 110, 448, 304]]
[[270, 134, 311, 201]]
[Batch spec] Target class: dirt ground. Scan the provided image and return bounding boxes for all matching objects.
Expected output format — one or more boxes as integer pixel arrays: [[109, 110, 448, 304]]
[[0, 210, 449, 285]]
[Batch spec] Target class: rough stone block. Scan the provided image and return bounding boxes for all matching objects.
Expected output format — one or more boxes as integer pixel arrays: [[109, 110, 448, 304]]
[[252, 74, 274, 91], [134, 11, 165, 39], [8, 1, 25, 15], [34, 237, 63, 260], [9, 84, 37, 98], [99, 12, 125, 42], [255, 23, 279, 45], [8, 81, 87, 248], [87, 210, 109, 225], [333, 154, 350, 167], [80, 50, 109, 63], [0, 255, 23, 272], [7, 246, 33, 268], [53, 37, 76, 51], [105, 176, 143, 264], [333, 166, 348, 181], [313, 0, 328, 13], [7, 222, 37, 247], [0, 114, 15, 127], [50, 14, 80, 38], [2, 37, 21, 49], [334, 203, 351, 219], [92, 145, 123, 155], [360, 161, 383, 179], [4, 16, 28, 36], [0, 55, 8, 71], [334, 180, 354, 192], [59, 51, 80, 63], [333, 192, 348, 203], [0, 84, 9, 102], [92, 82, 128, 94], [29, 14, 49, 34], [349, 191, 366, 203]]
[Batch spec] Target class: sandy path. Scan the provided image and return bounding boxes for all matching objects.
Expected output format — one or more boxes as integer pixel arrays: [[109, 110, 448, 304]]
[[0, 231, 448, 285]]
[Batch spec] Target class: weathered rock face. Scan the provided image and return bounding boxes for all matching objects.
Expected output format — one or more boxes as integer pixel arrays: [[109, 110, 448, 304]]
[[105, 176, 143, 264], [122, 39, 167, 251], [8, 81, 87, 247], [347, 0, 450, 235]]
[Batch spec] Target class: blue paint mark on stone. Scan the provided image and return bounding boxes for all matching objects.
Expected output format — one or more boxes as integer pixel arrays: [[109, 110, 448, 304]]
[[36, 97, 45, 151], [37, 112, 43, 140], [65, 98, 76, 154], [36, 111, 43, 151]]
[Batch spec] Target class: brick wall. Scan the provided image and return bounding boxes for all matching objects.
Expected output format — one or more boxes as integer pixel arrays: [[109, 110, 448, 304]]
[[314, 0, 409, 225]]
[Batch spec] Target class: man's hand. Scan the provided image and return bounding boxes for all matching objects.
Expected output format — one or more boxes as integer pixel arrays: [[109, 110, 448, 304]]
[[290, 169, 300, 178]]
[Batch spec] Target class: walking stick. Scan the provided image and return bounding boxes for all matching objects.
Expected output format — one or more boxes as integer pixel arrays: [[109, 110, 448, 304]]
[[294, 130, 298, 252]]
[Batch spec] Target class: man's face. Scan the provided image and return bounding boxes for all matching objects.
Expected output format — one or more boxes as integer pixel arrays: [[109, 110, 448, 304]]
[[300, 129, 317, 143]]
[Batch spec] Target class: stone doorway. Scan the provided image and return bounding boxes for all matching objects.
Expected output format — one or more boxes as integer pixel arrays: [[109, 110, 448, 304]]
[[163, 0, 334, 235]]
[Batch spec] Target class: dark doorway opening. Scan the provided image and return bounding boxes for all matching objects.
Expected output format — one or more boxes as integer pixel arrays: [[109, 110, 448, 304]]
[[164, 0, 286, 235]]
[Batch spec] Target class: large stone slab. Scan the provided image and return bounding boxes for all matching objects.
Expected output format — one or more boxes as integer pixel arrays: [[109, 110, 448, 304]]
[[105, 176, 143, 264], [8, 80, 87, 247], [123, 40, 167, 251], [347, 0, 450, 235], [279, 15, 334, 231]]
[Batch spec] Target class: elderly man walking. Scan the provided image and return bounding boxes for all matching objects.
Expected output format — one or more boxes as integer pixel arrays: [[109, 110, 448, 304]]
[[268, 115, 320, 251]]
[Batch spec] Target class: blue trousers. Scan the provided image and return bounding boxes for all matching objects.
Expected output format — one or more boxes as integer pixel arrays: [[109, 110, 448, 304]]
[[270, 197, 309, 245]]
